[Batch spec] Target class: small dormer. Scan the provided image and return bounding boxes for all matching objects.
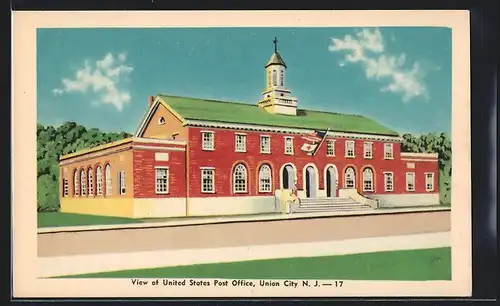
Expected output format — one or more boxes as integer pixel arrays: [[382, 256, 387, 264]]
[[257, 37, 299, 116]]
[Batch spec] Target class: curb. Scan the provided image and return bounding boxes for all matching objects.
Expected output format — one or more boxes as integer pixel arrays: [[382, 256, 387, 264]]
[[38, 206, 451, 234]]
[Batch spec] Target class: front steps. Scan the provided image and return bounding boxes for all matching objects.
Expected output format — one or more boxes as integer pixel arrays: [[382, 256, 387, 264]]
[[291, 197, 373, 213]]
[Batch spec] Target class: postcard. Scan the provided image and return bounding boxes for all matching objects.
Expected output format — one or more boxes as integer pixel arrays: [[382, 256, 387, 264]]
[[12, 10, 471, 298]]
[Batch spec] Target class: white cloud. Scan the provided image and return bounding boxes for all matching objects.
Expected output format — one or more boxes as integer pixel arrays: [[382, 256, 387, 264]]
[[53, 52, 133, 111], [328, 28, 428, 102]]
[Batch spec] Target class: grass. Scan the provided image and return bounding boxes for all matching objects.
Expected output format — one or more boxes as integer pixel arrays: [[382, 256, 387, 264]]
[[37, 212, 143, 228], [58, 247, 451, 281]]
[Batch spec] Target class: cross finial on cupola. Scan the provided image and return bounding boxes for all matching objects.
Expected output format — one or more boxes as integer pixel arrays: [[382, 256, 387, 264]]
[[273, 37, 278, 53]]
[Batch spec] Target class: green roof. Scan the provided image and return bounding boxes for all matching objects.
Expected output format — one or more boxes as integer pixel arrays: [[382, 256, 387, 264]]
[[158, 95, 400, 137]]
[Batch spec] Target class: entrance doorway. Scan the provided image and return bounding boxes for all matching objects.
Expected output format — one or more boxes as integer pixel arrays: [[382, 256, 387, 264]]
[[282, 165, 295, 189], [305, 166, 317, 198], [326, 166, 338, 197]]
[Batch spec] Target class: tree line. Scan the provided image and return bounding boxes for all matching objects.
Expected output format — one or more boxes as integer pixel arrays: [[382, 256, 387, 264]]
[[37, 122, 452, 212]]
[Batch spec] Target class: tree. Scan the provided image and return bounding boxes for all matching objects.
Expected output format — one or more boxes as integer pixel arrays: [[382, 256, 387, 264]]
[[37, 122, 131, 212]]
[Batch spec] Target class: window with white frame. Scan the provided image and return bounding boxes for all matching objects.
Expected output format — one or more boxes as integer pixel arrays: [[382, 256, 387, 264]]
[[235, 134, 247, 152], [280, 70, 284, 86], [384, 172, 394, 192], [326, 140, 335, 156], [406, 172, 415, 191], [344, 167, 355, 188], [272, 70, 277, 86], [364, 142, 373, 159], [284, 137, 294, 155], [345, 140, 355, 158], [73, 169, 79, 196], [119, 170, 126, 195], [362, 168, 374, 191], [155, 167, 169, 194], [201, 168, 215, 193], [425, 173, 435, 191], [384, 143, 394, 159], [88, 168, 94, 196], [260, 135, 271, 153], [233, 164, 248, 193], [80, 169, 86, 196], [202, 131, 214, 151], [105, 164, 112, 195], [258, 164, 272, 193], [63, 179, 69, 197], [96, 166, 103, 196]]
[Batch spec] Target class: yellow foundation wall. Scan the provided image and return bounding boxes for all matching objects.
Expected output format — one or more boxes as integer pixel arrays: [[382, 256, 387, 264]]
[[60, 198, 135, 218]]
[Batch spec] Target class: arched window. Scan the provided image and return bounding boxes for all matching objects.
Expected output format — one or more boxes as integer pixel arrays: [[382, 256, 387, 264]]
[[73, 169, 79, 196], [272, 70, 277, 86], [88, 167, 94, 196], [80, 169, 86, 196], [344, 167, 355, 189], [258, 164, 272, 193], [105, 164, 112, 195], [280, 70, 284, 86], [363, 168, 374, 191], [96, 166, 103, 195], [267, 70, 271, 88], [233, 164, 248, 193]]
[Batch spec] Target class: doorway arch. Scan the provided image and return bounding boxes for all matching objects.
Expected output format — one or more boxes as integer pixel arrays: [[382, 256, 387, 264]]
[[280, 163, 296, 189], [324, 164, 338, 197], [303, 163, 319, 198]]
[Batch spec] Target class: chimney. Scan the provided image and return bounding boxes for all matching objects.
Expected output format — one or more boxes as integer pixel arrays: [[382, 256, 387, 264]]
[[148, 96, 155, 108]]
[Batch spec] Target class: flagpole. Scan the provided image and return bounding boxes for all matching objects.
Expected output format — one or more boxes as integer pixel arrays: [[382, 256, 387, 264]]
[[312, 128, 330, 156]]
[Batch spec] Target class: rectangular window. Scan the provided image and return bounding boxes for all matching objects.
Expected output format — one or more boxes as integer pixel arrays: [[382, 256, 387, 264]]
[[201, 168, 215, 193], [345, 140, 355, 158], [326, 140, 335, 156], [384, 143, 394, 159], [119, 170, 126, 195], [235, 134, 247, 152], [384, 172, 394, 192], [63, 179, 69, 197], [155, 167, 169, 194], [364, 142, 373, 159], [284, 137, 294, 155], [425, 173, 435, 192], [406, 172, 415, 192], [201, 131, 214, 151], [260, 135, 271, 153]]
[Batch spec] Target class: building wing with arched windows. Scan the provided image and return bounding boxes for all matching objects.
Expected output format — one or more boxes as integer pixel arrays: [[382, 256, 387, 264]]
[[58, 40, 440, 218]]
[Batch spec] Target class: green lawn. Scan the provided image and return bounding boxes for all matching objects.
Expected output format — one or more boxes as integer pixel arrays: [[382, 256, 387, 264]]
[[37, 212, 143, 228], [58, 247, 451, 281]]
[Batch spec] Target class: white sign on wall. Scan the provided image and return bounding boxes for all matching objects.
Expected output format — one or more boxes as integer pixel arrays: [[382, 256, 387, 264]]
[[155, 152, 170, 161], [407, 162, 415, 169]]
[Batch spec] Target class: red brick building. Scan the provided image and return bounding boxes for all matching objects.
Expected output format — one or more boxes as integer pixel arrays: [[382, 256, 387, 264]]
[[59, 46, 439, 218]]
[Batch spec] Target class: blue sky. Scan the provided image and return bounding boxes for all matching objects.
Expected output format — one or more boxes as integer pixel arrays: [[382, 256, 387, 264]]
[[37, 27, 451, 135]]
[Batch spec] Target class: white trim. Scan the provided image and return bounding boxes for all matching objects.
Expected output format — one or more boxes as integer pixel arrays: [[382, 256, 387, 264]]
[[284, 136, 294, 155], [232, 163, 248, 194], [258, 164, 273, 193], [425, 172, 435, 192], [401, 158, 439, 162], [323, 164, 338, 194], [201, 168, 216, 194], [183, 120, 403, 142], [155, 166, 170, 195], [279, 162, 297, 189], [259, 135, 271, 154], [400, 152, 439, 159], [383, 171, 394, 192], [135, 97, 162, 137], [132, 137, 187, 146], [344, 167, 356, 189], [234, 133, 247, 153], [405, 172, 416, 192], [326, 139, 336, 157], [384, 143, 394, 159], [133, 145, 185, 152], [363, 141, 373, 159], [345, 140, 355, 158], [201, 131, 215, 151], [362, 167, 374, 192], [302, 163, 320, 198]]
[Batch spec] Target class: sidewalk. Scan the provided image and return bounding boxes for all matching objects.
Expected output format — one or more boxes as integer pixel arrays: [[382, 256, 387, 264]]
[[38, 206, 450, 234], [38, 231, 451, 278]]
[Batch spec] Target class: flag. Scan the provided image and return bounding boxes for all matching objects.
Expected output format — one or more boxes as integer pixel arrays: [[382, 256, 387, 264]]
[[312, 129, 330, 156], [300, 130, 328, 154]]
